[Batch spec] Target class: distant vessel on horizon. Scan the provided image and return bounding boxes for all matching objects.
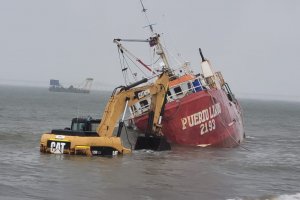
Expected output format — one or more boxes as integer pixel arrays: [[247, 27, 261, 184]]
[[49, 78, 93, 94]]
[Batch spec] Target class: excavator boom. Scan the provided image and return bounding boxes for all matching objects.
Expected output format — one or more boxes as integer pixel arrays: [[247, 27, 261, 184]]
[[97, 71, 169, 138]]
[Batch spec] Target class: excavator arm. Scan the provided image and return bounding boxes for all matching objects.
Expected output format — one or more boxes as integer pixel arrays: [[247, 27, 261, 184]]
[[96, 71, 170, 139]]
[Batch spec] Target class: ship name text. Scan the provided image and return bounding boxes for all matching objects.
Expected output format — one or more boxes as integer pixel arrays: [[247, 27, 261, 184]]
[[181, 103, 221, 134]]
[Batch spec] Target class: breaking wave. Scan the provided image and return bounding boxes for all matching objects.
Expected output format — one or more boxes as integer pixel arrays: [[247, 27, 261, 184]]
[[227, 193, 300, 200]]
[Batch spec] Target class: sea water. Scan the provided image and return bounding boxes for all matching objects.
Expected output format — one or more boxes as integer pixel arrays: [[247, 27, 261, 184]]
[[0, 86, 299, 200]]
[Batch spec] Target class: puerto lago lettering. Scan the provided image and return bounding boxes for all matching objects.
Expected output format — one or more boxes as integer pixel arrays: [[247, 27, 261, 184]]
[[181, 103, 221, 133]]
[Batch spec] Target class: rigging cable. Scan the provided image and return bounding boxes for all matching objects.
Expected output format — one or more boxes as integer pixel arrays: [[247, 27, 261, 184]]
[[160, 42, 183, 68], [123, 52, 148, 78], [117, 47, 128, 85], [161, 30, 186, 65], [121, 51, 138, 82], [117, 42, 152, 81], [121, 52, 130, 84]]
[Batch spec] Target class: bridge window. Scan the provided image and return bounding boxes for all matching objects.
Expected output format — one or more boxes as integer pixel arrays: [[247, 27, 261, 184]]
[[72, 122, 86, 131], [140, 100, 149, 108], [174, 86, 183, 96]]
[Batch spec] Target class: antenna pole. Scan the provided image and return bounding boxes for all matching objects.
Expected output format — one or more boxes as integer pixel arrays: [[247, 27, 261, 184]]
[[138, 1, 173, 75], [140, 0, 154, 34]]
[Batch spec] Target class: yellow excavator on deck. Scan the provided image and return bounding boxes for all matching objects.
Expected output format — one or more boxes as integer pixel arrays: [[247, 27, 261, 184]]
[[40, 71, 170, 156]]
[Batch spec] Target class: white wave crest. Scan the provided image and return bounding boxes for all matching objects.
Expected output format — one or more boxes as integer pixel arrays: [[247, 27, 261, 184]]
[[227, 193, 300, 200], [276, 193, 300, 200]]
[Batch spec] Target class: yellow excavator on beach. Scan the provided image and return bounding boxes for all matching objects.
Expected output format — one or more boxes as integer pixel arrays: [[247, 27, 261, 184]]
[[40, 71, 170, 156]]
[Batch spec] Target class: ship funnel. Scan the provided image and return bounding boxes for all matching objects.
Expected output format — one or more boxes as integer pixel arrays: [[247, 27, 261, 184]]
[[199, 48, 206, 62], [199, 48, 221, 89], [199, 48, 214, 77]]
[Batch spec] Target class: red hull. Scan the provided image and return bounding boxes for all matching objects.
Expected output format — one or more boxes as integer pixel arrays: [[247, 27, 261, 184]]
[[133, 89, 245, 147]]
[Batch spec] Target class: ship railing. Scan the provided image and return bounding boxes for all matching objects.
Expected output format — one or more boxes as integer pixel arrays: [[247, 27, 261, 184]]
[[130, 104, 150, 117], [130, 76, 210, 116], [154, 62, 194, 81], [167, 77, 209, 102]]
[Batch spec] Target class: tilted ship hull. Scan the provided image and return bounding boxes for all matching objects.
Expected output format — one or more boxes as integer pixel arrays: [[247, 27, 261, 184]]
[[114, 16, 245, 148], [133, 88, 244, 147]]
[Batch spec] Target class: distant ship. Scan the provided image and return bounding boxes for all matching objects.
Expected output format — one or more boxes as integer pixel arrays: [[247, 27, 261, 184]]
[[49, 78, 93, 94]]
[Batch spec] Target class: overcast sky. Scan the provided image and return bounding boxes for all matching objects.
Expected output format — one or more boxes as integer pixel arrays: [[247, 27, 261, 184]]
[[1, 0, 300, 99]]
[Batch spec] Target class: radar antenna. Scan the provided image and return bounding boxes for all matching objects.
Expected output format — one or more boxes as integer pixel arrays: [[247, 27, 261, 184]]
[[139, 0, 155, 33]]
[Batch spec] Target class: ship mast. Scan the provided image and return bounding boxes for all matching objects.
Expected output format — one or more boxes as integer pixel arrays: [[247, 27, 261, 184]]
[[139, 0, 173, 76], [149, 34, 172, 75], [114, 0, 174, 81]]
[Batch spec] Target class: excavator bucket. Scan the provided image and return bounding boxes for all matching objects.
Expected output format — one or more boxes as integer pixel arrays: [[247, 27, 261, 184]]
[[134, 136, 171, 151]]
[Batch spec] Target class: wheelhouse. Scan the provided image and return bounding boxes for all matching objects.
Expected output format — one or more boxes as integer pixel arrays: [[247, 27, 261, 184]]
[[129, 72, 208, 117]]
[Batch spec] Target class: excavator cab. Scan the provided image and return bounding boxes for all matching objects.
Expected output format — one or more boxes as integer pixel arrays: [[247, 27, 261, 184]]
[[70, 117, 101, 132]]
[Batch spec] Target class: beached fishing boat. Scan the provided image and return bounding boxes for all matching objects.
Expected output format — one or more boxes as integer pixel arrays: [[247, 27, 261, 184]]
[[114, 3, 245, 148]]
